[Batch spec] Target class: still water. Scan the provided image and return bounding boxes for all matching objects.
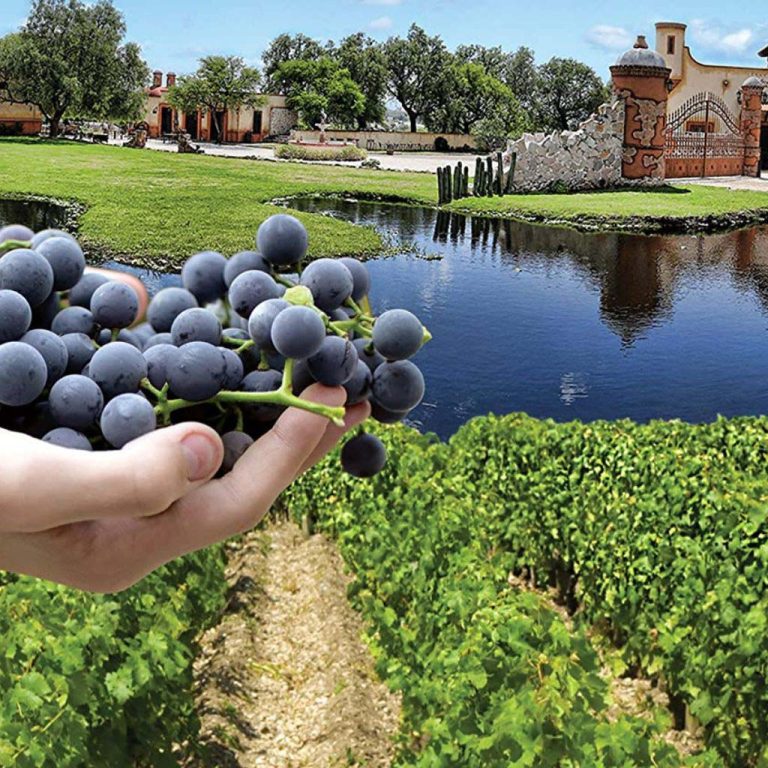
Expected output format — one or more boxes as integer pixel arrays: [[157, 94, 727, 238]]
[[6, 196, 768, 439]]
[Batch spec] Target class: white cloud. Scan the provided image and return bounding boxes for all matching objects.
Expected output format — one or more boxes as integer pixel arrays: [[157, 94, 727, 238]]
[[585, 25, 634, 52], [690, 19, 754, 55], [363, 0, 402, 5], [369, 16, 393, 30]]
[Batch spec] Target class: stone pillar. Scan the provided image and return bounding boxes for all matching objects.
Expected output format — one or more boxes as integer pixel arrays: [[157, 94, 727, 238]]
[[610, 37, 671, 182], [740, 77, 763, 178]]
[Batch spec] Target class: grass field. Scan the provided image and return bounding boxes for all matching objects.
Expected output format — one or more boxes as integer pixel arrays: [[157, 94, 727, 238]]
[[0, 138, 434, 266], [448, 183, 768, 225], [1, 139, 767, 268]]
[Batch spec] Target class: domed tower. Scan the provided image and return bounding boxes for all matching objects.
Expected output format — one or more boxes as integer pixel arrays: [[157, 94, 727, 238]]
[[610, 36, 672, 181], [655, 22, 686, 84]]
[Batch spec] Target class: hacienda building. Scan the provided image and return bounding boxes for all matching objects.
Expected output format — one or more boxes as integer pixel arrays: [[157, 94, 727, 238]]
[[655, 21, 768, 170], [142, 70, 297, 142], [0, 101, 43, 136]]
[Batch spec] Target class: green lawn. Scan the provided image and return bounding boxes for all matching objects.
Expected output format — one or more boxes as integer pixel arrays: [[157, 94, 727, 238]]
[[2, 139, 768, 268], [0, 138, 434, 267], [448, 184, 768, 224]]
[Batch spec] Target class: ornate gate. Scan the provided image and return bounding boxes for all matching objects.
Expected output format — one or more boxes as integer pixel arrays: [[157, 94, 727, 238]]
[[664, 92, 745, 178]]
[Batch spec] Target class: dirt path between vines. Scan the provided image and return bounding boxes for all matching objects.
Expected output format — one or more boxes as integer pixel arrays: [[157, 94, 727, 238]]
[[187, 521, 401, 768]]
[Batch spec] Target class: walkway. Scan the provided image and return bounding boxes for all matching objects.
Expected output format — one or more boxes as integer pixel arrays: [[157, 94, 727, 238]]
[[679, 172, 768, 192]]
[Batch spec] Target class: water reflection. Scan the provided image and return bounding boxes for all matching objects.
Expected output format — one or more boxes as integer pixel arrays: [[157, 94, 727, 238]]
[[0, 198, 69, 233], [291, 198, 768, 437]]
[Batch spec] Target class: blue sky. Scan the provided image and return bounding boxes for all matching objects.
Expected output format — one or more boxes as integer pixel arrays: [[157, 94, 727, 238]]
[[2, 0, 768, 80]]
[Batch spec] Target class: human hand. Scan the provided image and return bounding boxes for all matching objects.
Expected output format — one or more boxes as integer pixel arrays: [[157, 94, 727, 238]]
[[0, 385, 368, 592]]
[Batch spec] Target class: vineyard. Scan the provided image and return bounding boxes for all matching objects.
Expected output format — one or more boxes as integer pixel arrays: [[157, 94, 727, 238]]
[[4, 413, 768, 765]]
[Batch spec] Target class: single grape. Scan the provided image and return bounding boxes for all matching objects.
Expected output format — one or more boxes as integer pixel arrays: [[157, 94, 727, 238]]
[[30, 229, 76, 249], [240, 369, 284, 421], [299, 258, 354, 312], [343, 360, 372, 405], [220, 431, 254, 474], [171, 307, 222, 346], [143, 332, 174, 349], [182, 251, 227, 303], [352, 337, 385, 373], [0, 224, 34, 244], [42, 427, 93, 451], [0, 289, 32, 342], [0, 342, 48, 406], [21, 329, 68, 387], [247, 298, 288, 351], [270, 306, 326, 359], [338, 257, 371, 301], [88, 341, 148, 399], [341, 433, 387, 478], [90, 281, 139, 329], [257, 214, 308, 266], [0, 248, 55, 307], [371, 360, 425, 411], [228, 270, 281, 318], [147, 287, 198, 332], [35, 236, 86, 291], [372, 309, 425, 361], [223, 250, 271, 287], [32, 291, 61, 330], [143, 343, 180, 389], [222, 327, 248, 341], [115, 329, 142, 349], [68, 273, 110, 308], [221, 348, 245, 390], [49, 374, 104, 430], [167, 341, 227, 401], [100, 393, 157, 448], [51, 306, 97, 337], [223, 326, 261, 370], [307, 336, 358, 386], [370, 401, 409, 424], [62, 332, 96, 374]]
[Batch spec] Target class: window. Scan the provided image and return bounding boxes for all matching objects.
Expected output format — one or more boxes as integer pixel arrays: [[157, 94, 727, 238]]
[[686, 120, 715, 134], [667, 35, 676, 55], [252, 110, 263, 134]]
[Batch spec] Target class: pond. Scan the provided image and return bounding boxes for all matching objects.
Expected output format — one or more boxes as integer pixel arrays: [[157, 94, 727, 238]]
[[0, 197, 70, 233], [9, 195, 768, 440]]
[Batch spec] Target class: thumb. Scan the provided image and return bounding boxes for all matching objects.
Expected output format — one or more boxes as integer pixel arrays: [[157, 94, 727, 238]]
[[0, 423, 224, 532]]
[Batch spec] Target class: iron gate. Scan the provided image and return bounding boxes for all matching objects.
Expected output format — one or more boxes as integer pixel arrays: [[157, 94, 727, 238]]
[[664, 92, 744, 178]]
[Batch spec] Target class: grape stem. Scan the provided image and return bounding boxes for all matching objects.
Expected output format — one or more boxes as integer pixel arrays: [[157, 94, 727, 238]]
[[0, 239, 32, 254]]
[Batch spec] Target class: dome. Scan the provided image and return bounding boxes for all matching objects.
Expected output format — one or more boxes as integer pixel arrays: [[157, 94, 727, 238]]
[[615, 36, 667, 69], [743, 76, 764, 88]]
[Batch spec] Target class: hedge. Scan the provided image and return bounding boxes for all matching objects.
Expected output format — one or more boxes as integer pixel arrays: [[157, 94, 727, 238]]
[[274, 143, 368, 162]]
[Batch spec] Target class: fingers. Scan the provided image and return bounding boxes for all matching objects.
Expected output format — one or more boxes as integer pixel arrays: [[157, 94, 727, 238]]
[[0, 423, 223, 532], [127, 385, 358, 566]]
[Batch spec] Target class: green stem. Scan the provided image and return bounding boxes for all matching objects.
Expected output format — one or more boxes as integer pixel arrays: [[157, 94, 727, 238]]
[[0, 239, 31, 254]]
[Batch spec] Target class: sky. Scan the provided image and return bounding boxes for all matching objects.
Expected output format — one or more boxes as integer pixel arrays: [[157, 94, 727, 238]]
[[2, 0, 768, 80]]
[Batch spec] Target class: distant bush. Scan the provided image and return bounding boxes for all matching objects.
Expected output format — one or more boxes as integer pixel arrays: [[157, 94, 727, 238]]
[[275, 143, 367, 162], [360, 157, 382, 170]]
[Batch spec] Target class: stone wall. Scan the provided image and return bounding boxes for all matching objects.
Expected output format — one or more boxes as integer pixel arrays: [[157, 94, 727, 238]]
[[290, 129, 476, 152], [503, 100, 627, 193]]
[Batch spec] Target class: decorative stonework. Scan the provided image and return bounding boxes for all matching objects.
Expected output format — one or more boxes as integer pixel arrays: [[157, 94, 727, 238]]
[[619, 93, 666, 146]]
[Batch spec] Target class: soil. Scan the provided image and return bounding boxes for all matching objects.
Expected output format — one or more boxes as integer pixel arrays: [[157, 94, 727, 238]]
[[185, 522, 401, 768]]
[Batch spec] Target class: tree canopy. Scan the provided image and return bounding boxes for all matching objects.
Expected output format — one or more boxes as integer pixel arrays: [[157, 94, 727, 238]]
[[262, 33, 327, 93], [0, 0, 148, 136], [334, 33, 388, 129], [167, 56, 263, 143]]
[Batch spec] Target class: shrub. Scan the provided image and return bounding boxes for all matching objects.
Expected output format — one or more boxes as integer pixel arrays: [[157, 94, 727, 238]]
[[274, 143, 367, 162]]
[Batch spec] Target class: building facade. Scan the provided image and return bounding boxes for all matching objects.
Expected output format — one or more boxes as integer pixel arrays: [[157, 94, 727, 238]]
[[142, 71, 297, 142], [0, 101, 43, 136], [655, 21, 768, 170]]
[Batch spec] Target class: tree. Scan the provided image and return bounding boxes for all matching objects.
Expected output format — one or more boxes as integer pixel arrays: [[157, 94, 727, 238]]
[[262, 33, 326, 93], [274, 57, 364, 128], [167, 56, 263, 144], [383, 25, 450, 133], [0, 0, 148, 137], [427, 61, 525, 135], [335, 33, 387, 129], [534, 57, 609, 131]]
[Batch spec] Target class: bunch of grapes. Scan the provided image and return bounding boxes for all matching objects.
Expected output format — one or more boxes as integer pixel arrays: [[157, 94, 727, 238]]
[[0, 215, 430, 478]]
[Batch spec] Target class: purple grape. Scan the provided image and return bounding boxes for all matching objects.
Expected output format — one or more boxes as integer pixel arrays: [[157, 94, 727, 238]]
[[257, 214, 308, 266], [352, 338, 385, 373], [228, 270, 281, 318], [299, 258, 354, 312], [224, 250, 271, 287], [30, 229, 76, 249], [100, 393, 157, 448], [35, 236, 86, 291], [147, 287, 198, 332], [90, 281, 139, 329], [42, 427, 93, 451], [88, 342, 148, 398], [51, 306, 97, 337], [62, 332, 96, 374], [0, 342, 48, 406], [68, 273, 109, 308], [0, 289, 32, 342], [171, 307, 222, 346], [338, 257, 371, 300], [372, 309, 424, 361], [21, 329, 68, 387], [240, 369, 284, 421], [0, 248, 54, 307], [143, 343, 180, 389], [0, 224, 34, 244], [270, 306, 325, 359], [182, 251, 227, 303], [49, 374, 104, 430], [371, 360, 425, 412], [220, 431, 254, 473], [143, 332, 174, 349], [221, 348, 245, 390], [341, 433, 387, 478], [307, 336, 358, 386], [167, 341, 227, 401], [247, 298, 288, 351], [343, 360, 372, 405]]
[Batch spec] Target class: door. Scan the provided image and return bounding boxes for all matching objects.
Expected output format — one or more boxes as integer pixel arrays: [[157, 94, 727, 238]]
[[252, 110, 263, 136], [185, 112, 198, 140], [761, 125, 768, 171], [160, 106, 173, 135], [210, 110, 226, 143]]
